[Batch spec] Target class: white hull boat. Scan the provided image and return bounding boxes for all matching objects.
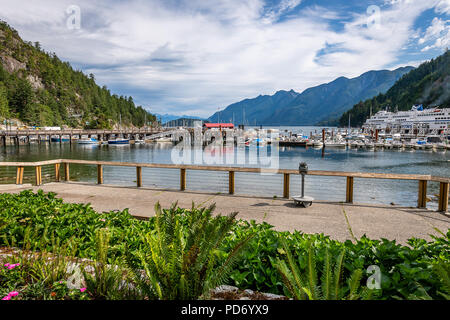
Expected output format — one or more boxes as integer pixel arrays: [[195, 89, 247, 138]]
[[77, 138, 99, 145]]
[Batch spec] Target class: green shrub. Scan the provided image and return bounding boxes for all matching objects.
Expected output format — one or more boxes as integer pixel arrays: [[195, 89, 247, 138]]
[[0, 190, 449, 300], [125, 202, 253, 300], [276, 237, 377, 300], [82, 229, 142, 300]]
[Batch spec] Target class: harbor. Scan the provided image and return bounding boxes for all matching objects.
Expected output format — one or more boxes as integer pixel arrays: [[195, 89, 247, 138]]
[[0, 2, 449, 303], [1, 106, 449, 211]]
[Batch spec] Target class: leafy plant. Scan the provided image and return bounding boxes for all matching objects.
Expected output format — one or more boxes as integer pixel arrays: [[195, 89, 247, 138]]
[[276, 237, 374, 300], [126, 202, 253, 300], [0, 190, 449, 300], [82, 229, 142, 300]]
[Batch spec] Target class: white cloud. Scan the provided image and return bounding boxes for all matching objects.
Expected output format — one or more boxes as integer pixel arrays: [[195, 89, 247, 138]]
[[419, 17, 450, 51], [263, 0, 302, 23], [435, 0, 450, 14], [0, 0, 446, 116]]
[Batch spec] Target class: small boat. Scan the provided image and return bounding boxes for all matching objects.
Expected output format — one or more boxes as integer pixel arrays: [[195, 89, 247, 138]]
[[350, 141, 359, 148], [324, 140, 346, 148], [134, 139, 145, 144], [155, 137, 172, 143], [435, 143, 447, 151], [312, 140, 323, 148], [375, 142, 384, 149], [365, 142, 375, 150], [108, 138, 130, 145], [404, 143, 414, 150], [78, 138, 99, 145], [392, 141, 403, 149], [51, 137, 70, 142], [253, 138, 268, 147]]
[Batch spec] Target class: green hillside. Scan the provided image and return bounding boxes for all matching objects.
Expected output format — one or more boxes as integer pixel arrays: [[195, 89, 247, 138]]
[[340, 50, 450, 127], [0, 21, 155, 128]]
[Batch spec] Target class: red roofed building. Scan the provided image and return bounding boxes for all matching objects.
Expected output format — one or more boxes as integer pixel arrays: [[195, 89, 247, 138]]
[[203, 123, 234, 129]]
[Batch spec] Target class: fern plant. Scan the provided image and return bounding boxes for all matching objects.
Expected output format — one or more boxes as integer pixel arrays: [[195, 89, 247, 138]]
[[125, 202, 253, 300], [276, 237, 373, 300], [82, 229, 142, 300]]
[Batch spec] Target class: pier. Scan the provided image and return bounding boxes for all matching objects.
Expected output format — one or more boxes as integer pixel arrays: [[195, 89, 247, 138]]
[[0, 128, 166, 146]]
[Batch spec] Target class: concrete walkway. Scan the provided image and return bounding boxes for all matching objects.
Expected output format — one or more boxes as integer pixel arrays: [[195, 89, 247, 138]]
[[1, 183, 449, 244]]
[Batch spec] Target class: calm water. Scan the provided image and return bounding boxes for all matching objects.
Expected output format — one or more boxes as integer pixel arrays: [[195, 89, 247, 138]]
[[1, 126, 449, 209]]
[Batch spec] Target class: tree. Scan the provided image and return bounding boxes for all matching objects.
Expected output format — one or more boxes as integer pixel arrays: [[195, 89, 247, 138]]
[[23, 103, 54, 126], [10, 78, 34, 115], [0, 82, 9, 118]]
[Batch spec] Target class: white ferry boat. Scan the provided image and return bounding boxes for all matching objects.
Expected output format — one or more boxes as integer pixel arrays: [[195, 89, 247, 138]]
[[363, 105, 450, 136]]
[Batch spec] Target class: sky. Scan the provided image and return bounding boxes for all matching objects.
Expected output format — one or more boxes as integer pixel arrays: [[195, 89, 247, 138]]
[[0, 0, 449, 118]]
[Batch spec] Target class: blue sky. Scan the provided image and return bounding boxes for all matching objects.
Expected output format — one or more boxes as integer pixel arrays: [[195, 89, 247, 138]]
[[0, 0, 449, 117]]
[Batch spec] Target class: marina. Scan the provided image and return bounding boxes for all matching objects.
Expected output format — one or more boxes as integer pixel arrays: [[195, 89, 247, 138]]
[[1, 109, 449, 211], [0, 2, 449, 303]]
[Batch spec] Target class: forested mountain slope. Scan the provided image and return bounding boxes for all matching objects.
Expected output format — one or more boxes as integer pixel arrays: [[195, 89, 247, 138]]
[[340, 50, 450, 127], [0, 21, 155, 128]]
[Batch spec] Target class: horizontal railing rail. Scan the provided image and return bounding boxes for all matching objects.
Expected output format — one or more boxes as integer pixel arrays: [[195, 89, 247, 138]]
[[0, 159, 449, 212]]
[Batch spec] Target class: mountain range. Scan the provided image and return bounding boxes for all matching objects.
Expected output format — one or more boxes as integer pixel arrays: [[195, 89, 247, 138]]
[[155, 113, 204, 124], [208, 67, 414, 126]]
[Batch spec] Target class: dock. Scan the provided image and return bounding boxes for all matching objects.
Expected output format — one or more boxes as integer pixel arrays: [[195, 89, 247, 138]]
[[0, 128, 166, 146]]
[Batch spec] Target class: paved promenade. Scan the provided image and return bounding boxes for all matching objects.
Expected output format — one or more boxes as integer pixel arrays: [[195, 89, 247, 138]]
[[1, 183, 449, 244]]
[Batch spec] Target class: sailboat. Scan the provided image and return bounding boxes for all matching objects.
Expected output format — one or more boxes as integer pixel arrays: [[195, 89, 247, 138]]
[[108, 114, 130, 145]]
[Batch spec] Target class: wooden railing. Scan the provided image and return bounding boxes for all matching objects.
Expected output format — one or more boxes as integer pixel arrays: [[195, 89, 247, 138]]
[[0, 159, 449, 212]]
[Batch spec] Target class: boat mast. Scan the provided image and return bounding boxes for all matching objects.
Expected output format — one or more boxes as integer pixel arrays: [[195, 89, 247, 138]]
[[119, 113, 122, 138]]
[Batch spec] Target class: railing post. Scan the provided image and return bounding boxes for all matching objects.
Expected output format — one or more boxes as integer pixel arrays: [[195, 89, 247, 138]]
[[97, 165, 103, 184], [229, 171, 235, 194], [136, 166, 142, 188], [55, 163, 60, 182], [64, 163, 70, 182], [35, 166, 42, 186], [438, 182, 449, 213], [346, 177, 354, 203], [16, 166, 24, 185], [283, 173, 290, 198], [417, 180, 427, 209], [180, 168, 186, 191]]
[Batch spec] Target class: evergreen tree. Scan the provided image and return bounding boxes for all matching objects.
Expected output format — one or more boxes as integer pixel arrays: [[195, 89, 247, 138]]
[[10, 78, 34, 116], [0, 82, 9, 118], [0, 20, 156, 128]]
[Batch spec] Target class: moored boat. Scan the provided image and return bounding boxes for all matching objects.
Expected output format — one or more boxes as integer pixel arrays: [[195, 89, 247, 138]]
[[78, 138, 99, 145], [108, 138, 130, 145]]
